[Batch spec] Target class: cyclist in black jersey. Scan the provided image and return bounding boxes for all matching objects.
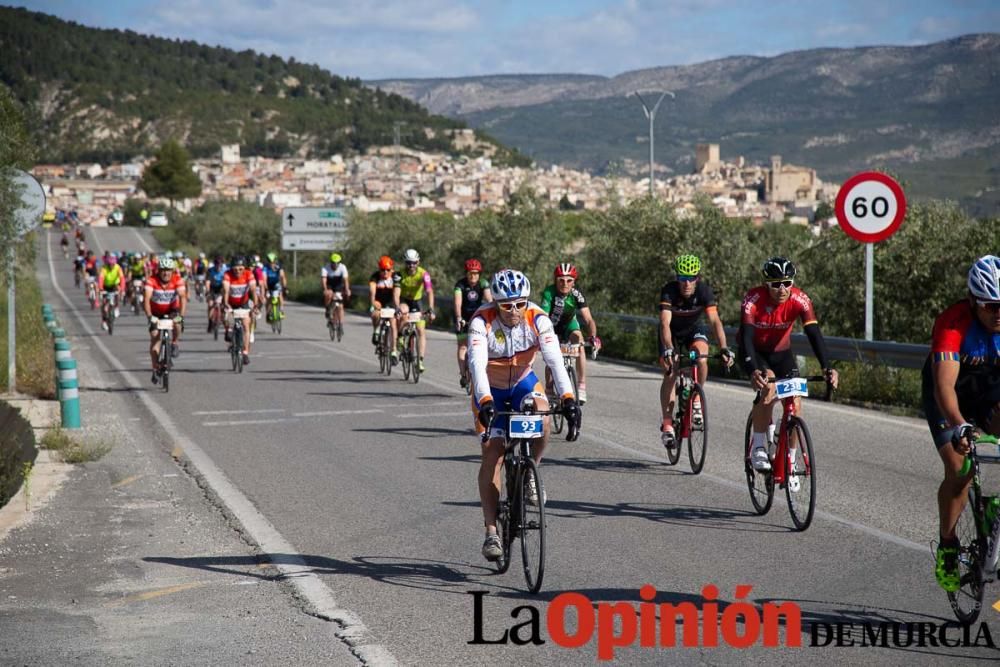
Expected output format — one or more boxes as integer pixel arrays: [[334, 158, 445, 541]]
[[454, 258, 493, 389]]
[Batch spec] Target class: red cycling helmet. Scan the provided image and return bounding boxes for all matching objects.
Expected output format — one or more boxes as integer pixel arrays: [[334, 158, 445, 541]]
[[465, 258, 482, 272], [378, 255, 394, 270], [554, 262, 578, 279]]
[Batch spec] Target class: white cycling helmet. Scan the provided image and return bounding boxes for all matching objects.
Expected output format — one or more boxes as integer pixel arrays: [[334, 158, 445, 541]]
[[159, 257, 176, 270], [404, 248, 420, 263], [490, 269, 531, 301], [968, 255, 1000, 301]]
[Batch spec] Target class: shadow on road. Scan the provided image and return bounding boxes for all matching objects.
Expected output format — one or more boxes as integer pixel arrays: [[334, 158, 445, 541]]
[[354, 426, 471, 438]]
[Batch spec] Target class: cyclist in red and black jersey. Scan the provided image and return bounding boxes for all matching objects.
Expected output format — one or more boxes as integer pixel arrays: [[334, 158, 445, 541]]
[[739, 257, 838, 474], [368, 255, 403, 362], [928, 255, 1000, 592]]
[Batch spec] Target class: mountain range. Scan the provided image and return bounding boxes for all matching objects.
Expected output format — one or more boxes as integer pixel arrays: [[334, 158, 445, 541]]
[[372, 35, 1000, 215]]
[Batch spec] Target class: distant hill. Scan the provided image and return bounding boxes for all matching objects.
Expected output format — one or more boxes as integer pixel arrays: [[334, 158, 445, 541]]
[[0, 6, 527, 166], [374, 35, 1000, 215]]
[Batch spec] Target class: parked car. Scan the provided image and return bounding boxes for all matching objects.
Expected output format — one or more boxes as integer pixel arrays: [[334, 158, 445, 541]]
[[107, 208, 124, 226], [148, 211, 168, 227]]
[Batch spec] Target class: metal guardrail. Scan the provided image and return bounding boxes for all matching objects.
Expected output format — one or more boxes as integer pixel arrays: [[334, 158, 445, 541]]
[[595, 312, 929, 370]]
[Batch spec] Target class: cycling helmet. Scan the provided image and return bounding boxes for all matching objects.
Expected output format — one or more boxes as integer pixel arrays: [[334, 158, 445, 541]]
[[378, 255, 394, 270], [554, 263, 578, 279], [762, 256, 796, 280], [107, 254, 118, 265], [968, 255, 1000, 301], [198, 252, 206, 259], [465, 258, 482, 272], [491, 269, 531, 301], [404, 248, 420, 263], [330, 252, 342, 263], [675, 254, 702, 277], [252, 254, 261, 265], [159, 257, 176, 270], [165, 251, 174, 259], [214, 254, 224, 264], [231, 255, 247, 267], [266, 252, 278, 263], [175, 250, 184, 258]]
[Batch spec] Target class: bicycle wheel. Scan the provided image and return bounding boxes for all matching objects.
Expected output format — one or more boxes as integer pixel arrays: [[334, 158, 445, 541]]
[[232, 326, 243, 372], [949, 488, 986, 625], [336, 322, 343, 342], [685, 384, 707, 474], [519, 457, 546, 593], [409, 332, 420, 384], [664, 384, 682, 465], [275, 314, 282, 335], [211, 313, 220, 341], [494, 460, 513, 574], [328, 314, 337, 341], [107, 310, 115, 336], [785, 417, 816, 531], [744, 413, 774, 515], [381, 327, 393, 376], [401, 332, 412, 380]]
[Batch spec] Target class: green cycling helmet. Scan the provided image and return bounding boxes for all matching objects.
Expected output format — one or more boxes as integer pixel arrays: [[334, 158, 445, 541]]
[[330, 252, 342, 263], [675, 254, 702, 277], [266, 252, 278, 262]]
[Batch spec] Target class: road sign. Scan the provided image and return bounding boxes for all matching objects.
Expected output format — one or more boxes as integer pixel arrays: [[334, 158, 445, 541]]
[[834, 171, 906, 243], [6, 169, 46, 238], [281, 232, 344, 251], [281, 207, 348, 233]]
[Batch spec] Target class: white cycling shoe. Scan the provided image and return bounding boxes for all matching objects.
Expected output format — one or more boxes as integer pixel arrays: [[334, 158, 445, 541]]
[[750, 445, 772, 472]]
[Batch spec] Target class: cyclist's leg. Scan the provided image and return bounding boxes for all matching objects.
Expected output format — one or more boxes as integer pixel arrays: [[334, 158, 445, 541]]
[[396, 302, 410, 350], [512, 374, 549, 464], [417, 318, 427, 359], [457, 333, 468, 376], [568, 326, 586, 387], [148, 326, 160, 370], [479, 435, 506, 533], [658, 356, 679, 427], [241, 313, 252, 354], [690, 327, 710, 384]]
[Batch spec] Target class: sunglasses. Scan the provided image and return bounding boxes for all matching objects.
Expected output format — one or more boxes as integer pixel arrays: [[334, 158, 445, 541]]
[[977, 300, 1000, 313], [405, 261, 418, 267], [556, 277, 575, 282], [498, 300, 528, 312], [677, 275, 698, 283], [768, 280, 793, 289]]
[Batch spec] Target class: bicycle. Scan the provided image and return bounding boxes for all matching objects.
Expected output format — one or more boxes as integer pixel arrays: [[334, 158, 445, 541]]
[[662, 351, 719, 474], [743, 375, 832, 531], [150, 316, 177, 392], [86, 279, 98, 310], [100, 291, 119, 335], [129, 278, 145, 315], [548, 342, 598, 435], [194, 275, 206, 303], [375, 307, 395, 376], [399, 310, 427, 384], [326, 293, 345, 342], [488, 403, 576, 594], [229, 308, 251, 373], [947, 433, 1000, 625], [74, 264, 82, 289], [266, 289, 283, 334]]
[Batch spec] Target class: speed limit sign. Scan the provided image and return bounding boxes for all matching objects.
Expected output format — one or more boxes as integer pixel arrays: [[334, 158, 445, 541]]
[[834, 171, 907, 243]]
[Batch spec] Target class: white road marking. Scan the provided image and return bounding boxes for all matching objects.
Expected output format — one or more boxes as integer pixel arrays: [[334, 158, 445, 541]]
[[292, 409, 383, 417], [45, 237, 397, 666], [193, 409, 286, 415], [396, 411, 469, 419], [202, 418, 298, 427]]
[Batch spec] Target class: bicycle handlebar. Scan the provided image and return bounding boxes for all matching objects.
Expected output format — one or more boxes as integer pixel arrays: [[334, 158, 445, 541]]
[[752, 375, 834, 405], [959, 434, 1000, 476]]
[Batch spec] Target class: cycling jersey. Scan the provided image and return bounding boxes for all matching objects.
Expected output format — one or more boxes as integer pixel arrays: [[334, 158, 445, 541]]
[[100, 264, 124, 290], [369, 270, 401, 307], [146, 274, 185, 317], [129, 261, 145, 279], [322, 263, 349, 291], [194, 260, 207, 276], [84, 257, 98, 277], [455, 277, 490, 322], [539, 284, 588, 336], [224, 269, 255, 308], [262, 264, 283, 290], [398, 267, 432, 302], [922, 300, 1000, 446], [208, 264, 227, 288], [739, 285, 817, 354]]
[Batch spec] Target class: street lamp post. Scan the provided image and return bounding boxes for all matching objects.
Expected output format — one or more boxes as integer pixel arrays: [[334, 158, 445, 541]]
[[633, 90, 674, 197]]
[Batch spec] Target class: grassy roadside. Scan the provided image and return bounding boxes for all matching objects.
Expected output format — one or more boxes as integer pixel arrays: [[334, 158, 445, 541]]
[[0, 236, 55, 398]]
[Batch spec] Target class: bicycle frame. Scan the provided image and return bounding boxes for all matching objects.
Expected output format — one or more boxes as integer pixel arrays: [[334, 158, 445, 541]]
[[672, 352, 707, 440], [755, 375, 828, 484]]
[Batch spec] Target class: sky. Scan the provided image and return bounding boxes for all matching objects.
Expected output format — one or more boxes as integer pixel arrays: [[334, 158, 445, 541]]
[[12, 0, 1000, 80]]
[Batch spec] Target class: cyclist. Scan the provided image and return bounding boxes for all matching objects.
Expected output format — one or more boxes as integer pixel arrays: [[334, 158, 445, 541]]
[[454, 258, 492, 389], [657, 254, 735, 449], [126, 253, 146, 310], [321, 252, 351, 326], [739, 257, 838, 485], [262, 252, 288, 319], [193, 252, 208, 300], [252, 254, 266, 304], [60, 231, 69, 257], [97, 253, 126, 328], [394, 249, 436, 373], [143, 256, 187, 384], [369, 255, 401, 363], [223, 255, 259, 365], [539, 263, 601, 403], [470, 269, 581, 562], [73, 247, 87, 288], [83, 250, 99, 302], [927, 255, 1000, 592], [206, 255, 228, 330]]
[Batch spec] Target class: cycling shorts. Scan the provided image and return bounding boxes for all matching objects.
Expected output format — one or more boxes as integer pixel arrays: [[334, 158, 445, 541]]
[[400, 299, 426, 329], [739, 347, 798, 380], [658, 323, 710, 372], [922, 358, 1000, 449], [554, 315, 581, 340], [472, 371, 546, 438]]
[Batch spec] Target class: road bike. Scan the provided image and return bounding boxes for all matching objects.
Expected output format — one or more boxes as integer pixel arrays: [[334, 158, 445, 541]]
[[86, 278, 98, 310], [207, 295, 223, 340], [326, 292, 345, 342], [375, 307, 395, 376], [229, 308, 251, 373], [128, 278, 144, 315], [399, 310, 427, 384], [662, 350, 719, 474], [193, 275, 206, 302], [947, 434, 1000, 625], [488, 403, 576, 594], [548, 342, 597, 435], [150, 316, 177, 392], [100, 291, 119, 335], [744, 375, 831, 531], [265, 289, 283, 334]]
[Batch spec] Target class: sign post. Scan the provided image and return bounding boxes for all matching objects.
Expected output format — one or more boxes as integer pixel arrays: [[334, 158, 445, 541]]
[[4, 169, 46, 394], [280, 207, 349, 279], [834, 171, 907, 341]]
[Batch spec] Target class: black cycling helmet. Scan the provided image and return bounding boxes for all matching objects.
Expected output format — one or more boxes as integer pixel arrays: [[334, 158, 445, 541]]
[[231, 254, 247, 267], [761, 256, 796, 280]]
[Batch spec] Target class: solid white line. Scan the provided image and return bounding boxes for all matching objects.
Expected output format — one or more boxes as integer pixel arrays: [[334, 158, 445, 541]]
[[292, 409, 383, 417], [45, 237, 397, 666], [396, 411, 469, 419], [129, 227, 155, 253], [193, 409, 286, 416], [202, 418, 298, 427]]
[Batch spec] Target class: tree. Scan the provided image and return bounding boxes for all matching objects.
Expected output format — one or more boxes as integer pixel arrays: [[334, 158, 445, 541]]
[[138, 139, 202, 208], [0, 87, 38, 265]]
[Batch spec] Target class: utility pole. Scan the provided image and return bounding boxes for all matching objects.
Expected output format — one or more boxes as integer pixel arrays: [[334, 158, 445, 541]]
[[633, 90, 674, 197]]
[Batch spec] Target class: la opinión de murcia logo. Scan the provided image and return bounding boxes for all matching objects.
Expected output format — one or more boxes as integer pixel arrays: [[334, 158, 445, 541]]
[[468, 586, 996, 660]]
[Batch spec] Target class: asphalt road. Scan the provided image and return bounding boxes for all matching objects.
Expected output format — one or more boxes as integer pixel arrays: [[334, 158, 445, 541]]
[[31, 225, 1000, 664]]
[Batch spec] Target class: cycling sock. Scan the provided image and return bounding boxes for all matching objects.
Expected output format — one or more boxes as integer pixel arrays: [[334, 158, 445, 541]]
[[939, 535, 959, 548], [661, 418, 673, 431], [767, 424, 776, 443], [751, 432, 766, 449]]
